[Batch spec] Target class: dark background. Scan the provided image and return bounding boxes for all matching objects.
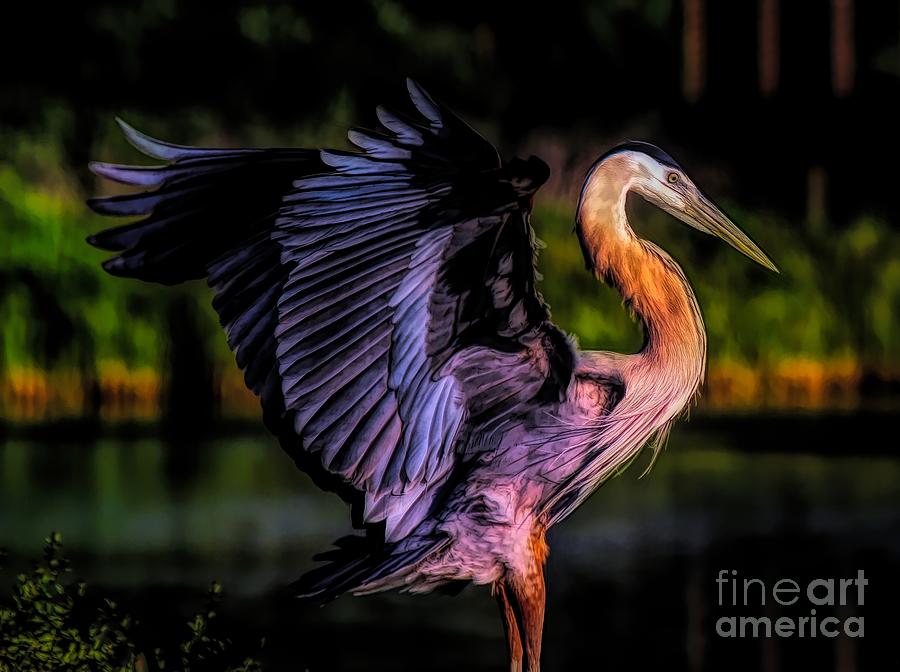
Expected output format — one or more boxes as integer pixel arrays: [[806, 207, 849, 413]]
[[3, 1, 899, 220]]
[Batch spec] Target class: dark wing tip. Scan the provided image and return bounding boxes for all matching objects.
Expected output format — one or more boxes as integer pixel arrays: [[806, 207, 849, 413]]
[[100, 256, 128, 275], [89, 161, 167, 187], [112, 117, 224, 162], [85, 227, 126, 251], [405, 77, 428, 101], [500, 155, 551, 199], [85, 196, 115, 215], [526, 155, 551, 186], [405, 78, 442, 128], [113, 118, 180, 161]]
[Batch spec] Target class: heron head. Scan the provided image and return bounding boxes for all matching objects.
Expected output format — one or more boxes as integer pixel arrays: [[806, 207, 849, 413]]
[[599, 141, 778, 273]]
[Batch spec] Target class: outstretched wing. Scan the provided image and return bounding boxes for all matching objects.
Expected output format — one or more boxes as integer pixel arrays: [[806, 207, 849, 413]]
[[88, 132, 318, 422], [88, 80, 574, 541]]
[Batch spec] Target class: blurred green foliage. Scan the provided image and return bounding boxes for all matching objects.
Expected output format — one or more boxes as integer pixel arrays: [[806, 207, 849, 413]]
[[0, 131, 166, 373], [0, 533, 262, 672], [2, 124, 900, 390]]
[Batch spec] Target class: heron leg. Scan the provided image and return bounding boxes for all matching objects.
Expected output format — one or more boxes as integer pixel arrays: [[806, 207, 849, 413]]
[[508, 567, 546, 672], [505, 527, 548, 672], [495, 580, 524, 672]]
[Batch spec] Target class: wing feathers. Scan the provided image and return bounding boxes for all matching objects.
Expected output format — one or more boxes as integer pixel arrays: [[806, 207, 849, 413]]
[[88, 81, 563, 550], [115, 118, 253, 162]]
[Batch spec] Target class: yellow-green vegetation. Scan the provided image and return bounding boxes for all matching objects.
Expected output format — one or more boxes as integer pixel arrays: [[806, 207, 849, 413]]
[[0, 533, 262, 672], [2, 120, 899, 420]]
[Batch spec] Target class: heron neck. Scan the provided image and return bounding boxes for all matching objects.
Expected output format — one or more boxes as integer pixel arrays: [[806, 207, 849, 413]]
[[617, 238, 706, 375], [576, 172, 706, 394]]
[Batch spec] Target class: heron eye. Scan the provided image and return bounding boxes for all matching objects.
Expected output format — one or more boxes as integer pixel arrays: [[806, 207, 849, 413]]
[[667, 172, 679, 184]]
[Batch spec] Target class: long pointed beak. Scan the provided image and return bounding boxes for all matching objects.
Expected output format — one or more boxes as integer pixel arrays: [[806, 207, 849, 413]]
[[686, 192, 779, 273]]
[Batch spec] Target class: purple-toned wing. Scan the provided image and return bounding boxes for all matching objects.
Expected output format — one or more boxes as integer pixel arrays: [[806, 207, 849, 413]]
[[88, 80, 574, 542], [88, 130, 320, 422]]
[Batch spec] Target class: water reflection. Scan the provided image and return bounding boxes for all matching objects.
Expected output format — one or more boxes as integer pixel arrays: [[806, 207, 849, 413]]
[[1, 416, 898, 671]]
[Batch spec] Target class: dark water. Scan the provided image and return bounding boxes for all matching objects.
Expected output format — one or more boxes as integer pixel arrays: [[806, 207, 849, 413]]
[[1, 414, 899, 671]]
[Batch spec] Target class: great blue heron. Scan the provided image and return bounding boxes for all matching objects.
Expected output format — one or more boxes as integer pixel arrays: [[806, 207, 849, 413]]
[[87, 80, 776, 671]]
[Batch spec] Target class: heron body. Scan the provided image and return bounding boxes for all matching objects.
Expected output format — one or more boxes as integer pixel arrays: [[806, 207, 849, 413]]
[[88, 80, 775, 671]]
